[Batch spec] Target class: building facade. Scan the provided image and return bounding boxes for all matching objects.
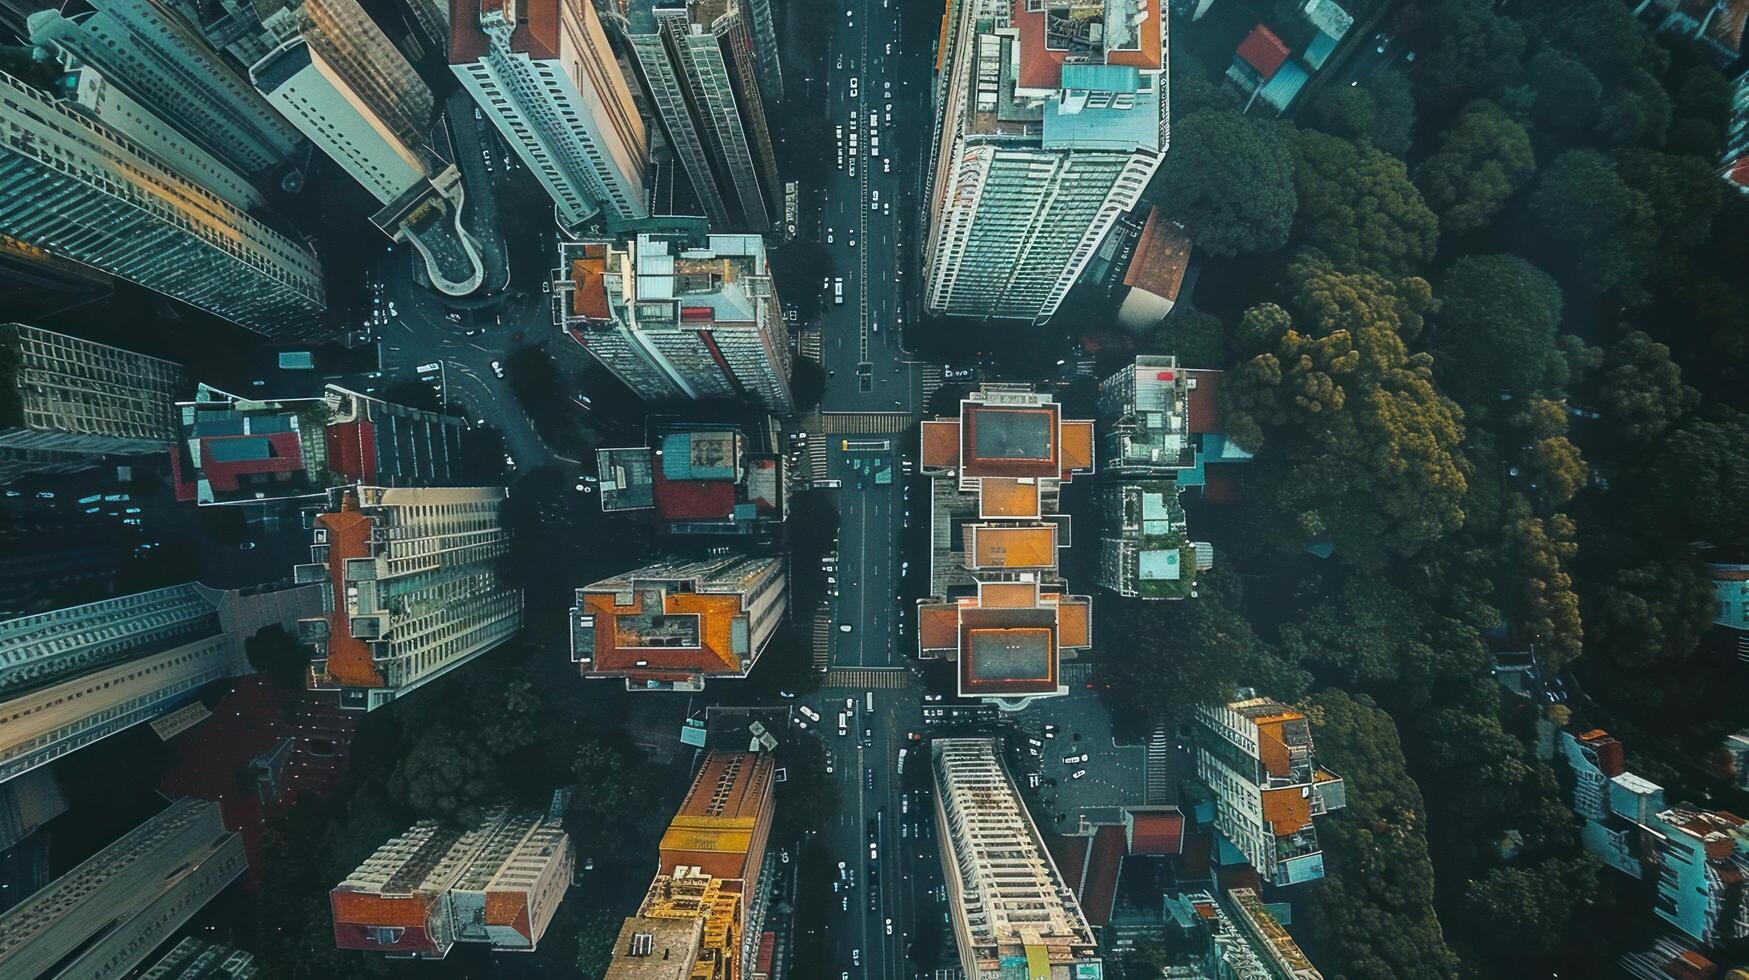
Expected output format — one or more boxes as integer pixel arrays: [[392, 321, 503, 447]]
[[138, 938, 261, 980], [0, 798, 246, 979], [1174, 888, 1323, 980], [1193, 694, 1347, 886], [923, 0, 1168, 322], [297, 486, 523, 711], [614, 0, 781, 231], [451, 0, 650, 229], [0, 322, 184, 483], [555, 233, 793, 413], [0, 70, 327, 338], [332, 802, 573, 958], [26, 0, 300, 176], [572, 555, 786, 691], [931, 738, 1102, 980]]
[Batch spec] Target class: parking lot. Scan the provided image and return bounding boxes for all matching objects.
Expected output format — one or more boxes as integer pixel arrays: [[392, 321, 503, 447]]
[[1006, 665, 1155, 834]]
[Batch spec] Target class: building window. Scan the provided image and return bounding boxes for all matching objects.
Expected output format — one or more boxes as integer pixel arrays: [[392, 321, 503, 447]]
[[365, 926, 405, 944]]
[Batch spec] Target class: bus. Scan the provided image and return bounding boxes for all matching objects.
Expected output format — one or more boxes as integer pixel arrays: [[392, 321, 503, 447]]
[[866, 691, 875, 713]]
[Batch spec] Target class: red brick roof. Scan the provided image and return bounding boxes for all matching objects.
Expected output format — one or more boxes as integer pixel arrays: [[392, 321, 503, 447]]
[[1185, 369, 1224, 435], [1125, 807, 1185, 855], [1123, 209, 1191, 301], [1236, 25, 1291, 80]]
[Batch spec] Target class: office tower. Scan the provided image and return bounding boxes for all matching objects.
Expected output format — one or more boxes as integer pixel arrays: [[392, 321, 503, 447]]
[[0, 798, 246, 980], [1096, 356, 1210, 599], [922, 0, 1168, 323], [0, 72, 327, 338], [1193, 693, 1348, 887], [554, 233, 793, 413], [250, 39, 482, 290], [331, 802, 573, 958], [297, 485, 523, 711], [172, 383, 464, 506], [572, 555, 785, 691], [404, 0, 450, 46], [451, 0, 650, 229], [53, 65, 266, 211], [138, 938, 260, 979], [615, 0, 780, 230], [604, 751, 775, 978], [916, 386, 1094, 709], [595, 414, 786, 535], [0, 323, 184, 483], [26, 0, 300, 176], [931, 739, 1103, 979], [0, 582, 322, 784]]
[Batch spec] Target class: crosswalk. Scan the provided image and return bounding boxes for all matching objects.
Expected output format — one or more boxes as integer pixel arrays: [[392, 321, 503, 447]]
[[810, 606, 831, 672], [825, 667, 909, 689], [798, 328, 821, 361], [1146, 725, 1171, 805], [807, 438, 828, 482], [818, 412, 913, 434], [920, 364, 942, 403]]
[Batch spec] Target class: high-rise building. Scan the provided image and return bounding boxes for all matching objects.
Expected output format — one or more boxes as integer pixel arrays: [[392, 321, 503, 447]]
[[297, 485, 523, 711], [138, 938, 261, 980], [0, 582, 320, 785], [572, 555, 785, 691], [331, 801, 573, 958], [251, 26, 480, 295], [0, 71, 327, 338], [0, 798, 246, 979], [614, 0, 781, 231], [451, 0, 650, 229], [931, 738, 1103, 979], [595, 414, 786, 535], [604, 751, 776, 979], [1192, 693, 1347, 887], [922, 0, 1168, 322], [554, 233, 793, 414], [1173, 888, 1324, 980], [1648, 807, 1749, 946], [0, 322, 184, 483], [26, 0, 300, 176], [916, 386, 1094, 709], [172, 383, 464, 506]]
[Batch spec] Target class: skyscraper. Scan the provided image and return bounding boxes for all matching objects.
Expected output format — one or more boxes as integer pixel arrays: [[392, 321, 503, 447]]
[[931, 738, 1103, 979], [297, 485, 523, 711], [171, 383, 464, 506], [0, 71, 328, 337], [0, 582, 319, 784], [572, 555, 786, 691], [0, 322, 184, 483], [923, 0, 1168, 322], [252, 39, 483, 295], [615, 0, 781, 231], [451, 0, 650, 229], [1192, 693, 1347, 886], [331, 802, 573, 958], [26, 0, 301, 176], [554, 233, 793, 414], [0, 799, 246, 980]]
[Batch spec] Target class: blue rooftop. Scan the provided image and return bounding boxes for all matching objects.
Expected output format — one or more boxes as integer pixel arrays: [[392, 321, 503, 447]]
[[1043, 67, 1161, 152]]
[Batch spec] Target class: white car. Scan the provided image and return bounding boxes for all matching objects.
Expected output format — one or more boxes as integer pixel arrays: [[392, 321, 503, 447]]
[[885, 918, 894, 935], [883, 158, 891, 173], [849, 76, 858, 98], [839, 623, 853, 633], [826, 228, 834, 244], [1072, 768, 1088, 779]]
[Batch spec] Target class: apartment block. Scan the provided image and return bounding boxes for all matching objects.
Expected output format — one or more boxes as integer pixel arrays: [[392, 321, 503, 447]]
[[332, 801, 573, 958], [297, 486, 523, 711], [452, 0, 650, 229], [931, 738, 1102, 979], [1193, 693, 1346, 886], [26, 0, 300, 175], [139, 938, 260, 980], [1650, 807, 1749, 946], [916, 386, 1094, 709], [572, 555, 785, 691], [0, 322, 184, 483], [1173, 888, 1323, 980], [923, 0, 1168, 322], [555, 233, 793, 414], [172, 382, 462, 506], [596, 415, 785, 534], [0, 798, 246, 980], [615, 0, 781, 231], [0, 71, 327, 338]]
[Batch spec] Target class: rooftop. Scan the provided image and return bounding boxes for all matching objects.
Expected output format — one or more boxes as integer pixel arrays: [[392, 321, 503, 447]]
[[1235, 25, 1291, 80]]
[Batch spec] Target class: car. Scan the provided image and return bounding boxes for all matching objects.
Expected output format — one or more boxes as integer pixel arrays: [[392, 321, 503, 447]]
[[852, 949, 861, 967], [238, 541, 257, 551], [34, 491, 54, 499], [1028, 772, 1041, 788], [446, 312, 462, 323], [839, 623, 853, 633], [883, 158, 891, 173], [869, 841, 878, 860], [849, 237, 856, 248], [840, 899, 848, 913], [826, 229, 834, 244], [504, 454, 516, 469], [464, 327, 482, 336], [901, 797, 909, 814], [886, 42, 892, 54], [885, 917, 894, 935], [490, 360, 504, 378], [1072, 769, 1087, 779], [865, 768, 874, 790], [924, 694, 942, 702]]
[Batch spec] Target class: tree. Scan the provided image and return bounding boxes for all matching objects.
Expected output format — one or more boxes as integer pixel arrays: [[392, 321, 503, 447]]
[[1433, 254, 1564, 407], [1614, 148, 1725, 258], [1594, 331, 1699, 442], [1583, 554, 1715, 673], [790, 354, 826, 411], [1296, 690, 1462, 980], [245, 625, 311, 691], [1292, 129, 1439, 276], [1522, 149, 1656, 300], [1148, 309, 1226, 368], [1301, 84, 1377, 143], [1645, 408, 1749, 546], [1364, 69, 1418, 158], [387, 728, 503, 826], [1529, 434, 1587, 508], [1410, 0, 1527, 111], [1417, 101, 1536, 235], [1157, 111, 1296, 257], [1505, 499, 1583, 672], [1595, 65, 1673, 148], [1526, 49, 1602, 135], [1462, 856, 1603, 959]]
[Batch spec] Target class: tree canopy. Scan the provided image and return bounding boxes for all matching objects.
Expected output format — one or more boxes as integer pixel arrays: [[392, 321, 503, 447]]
[[1416, 100, 1535, 235], [1291, 129, 1440, 276], [1433, 254, 1564, 408], [1158, 111, 1296, 257]]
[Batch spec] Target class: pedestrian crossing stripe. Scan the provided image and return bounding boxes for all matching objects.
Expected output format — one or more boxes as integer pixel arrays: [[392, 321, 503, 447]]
[[824, 668, 908, 689], [818, 412, 913, 434]]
